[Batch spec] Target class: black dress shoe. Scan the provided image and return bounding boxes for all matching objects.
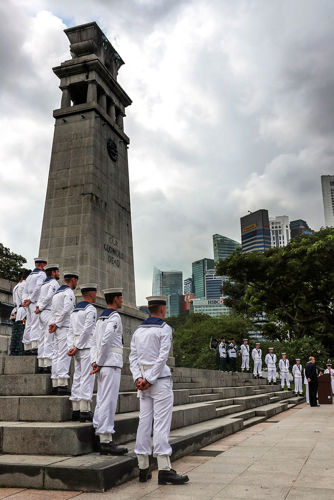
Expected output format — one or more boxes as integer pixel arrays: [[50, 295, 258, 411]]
[[57, 386, 71, 395], [80, 411, 93, 423], [158, 469, 189, 485], [72, 410, 80, 421], [139, 468, 152, 482], [30, 348, 38, 355], [38, 366, 45, 374], [100, 442, 128, 455], [44, 366, 52, 374], [51, 386, 58, 395]]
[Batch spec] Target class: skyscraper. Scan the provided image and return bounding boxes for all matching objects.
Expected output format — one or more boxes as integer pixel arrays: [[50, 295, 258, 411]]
[[184, 277, 193, 294], [269, 216, 290, 248], [213, 234, 241, 262], [192, 258, 214, 298], [321, 175, 334, 227], [290, 219, 314, 239], [152, 267, 183, 317], [205, 269, 224, 299], [240, 209, 271, 253]]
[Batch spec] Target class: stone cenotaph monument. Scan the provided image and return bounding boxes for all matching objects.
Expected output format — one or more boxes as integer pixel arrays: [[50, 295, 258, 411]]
[[39, 22, 144, 339]]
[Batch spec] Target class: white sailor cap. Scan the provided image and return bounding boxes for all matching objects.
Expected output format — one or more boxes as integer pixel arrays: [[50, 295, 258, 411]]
[[281, 352, 286, 355], [146, 295, 167, 306], [256, 342, 261, 345], [34, 257, 47, 264], [64, 271, 79, 279], [295, 358, 300, 361], [44, 263, 59, 271], [80, 283, 97, 292], [327, 363, 332, 366], [243, 339, 248, 341], [268, 347, 274, 350], [103, 288, 123, 297]]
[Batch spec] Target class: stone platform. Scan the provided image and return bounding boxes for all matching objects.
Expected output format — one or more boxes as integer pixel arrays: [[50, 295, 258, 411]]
[[0, 355, 304, 491]]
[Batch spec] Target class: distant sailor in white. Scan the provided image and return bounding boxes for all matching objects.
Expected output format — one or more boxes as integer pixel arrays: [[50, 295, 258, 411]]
[[35, 264, 60, 373], [22, 257, 47, 353], [279, 353, 291, 390], [49, 271, 78, 394], [90, 288, 128, 456], [304, 368, 310, 404], [324, 363, 334, 395], [240, 339, 250, 372], [129, 296, 189, 485], [67, 283, 97, 423], [252, 342, 262, 379], [292, 358, 303, 396], [265, 347, 277, 384]]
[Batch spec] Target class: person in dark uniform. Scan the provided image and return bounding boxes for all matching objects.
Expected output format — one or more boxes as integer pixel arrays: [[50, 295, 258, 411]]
[[305, 356, 319, 407]]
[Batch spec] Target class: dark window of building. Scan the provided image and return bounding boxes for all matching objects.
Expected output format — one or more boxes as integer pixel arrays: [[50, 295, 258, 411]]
[[69, 82, 88, 105]]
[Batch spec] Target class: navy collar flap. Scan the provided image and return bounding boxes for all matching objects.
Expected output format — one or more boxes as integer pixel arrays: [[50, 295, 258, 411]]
[[43, 277, 54, 284], [55, 284, 70, 294], [100, 308, 116, 319], [32, 268, 42, 273], [141, 317, 165, 327], [74, 301, 91, 312]]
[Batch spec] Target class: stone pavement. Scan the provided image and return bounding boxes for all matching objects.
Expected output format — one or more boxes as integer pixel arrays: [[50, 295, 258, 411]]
[[1, 403, 334, 499]]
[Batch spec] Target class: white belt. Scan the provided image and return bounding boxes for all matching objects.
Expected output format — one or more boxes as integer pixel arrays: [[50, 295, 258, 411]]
[[109, 347, 123, 355]]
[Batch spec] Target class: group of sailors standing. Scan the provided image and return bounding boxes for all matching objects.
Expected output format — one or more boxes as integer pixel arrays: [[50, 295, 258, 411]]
[[9, 257, 189, 485]]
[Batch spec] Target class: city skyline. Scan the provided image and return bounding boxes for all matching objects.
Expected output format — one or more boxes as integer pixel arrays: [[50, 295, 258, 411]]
[[0, 1, 332, 305]]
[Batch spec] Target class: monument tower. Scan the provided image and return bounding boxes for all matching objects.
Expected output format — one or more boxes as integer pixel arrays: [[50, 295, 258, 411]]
[[39, 22, 137, 313]]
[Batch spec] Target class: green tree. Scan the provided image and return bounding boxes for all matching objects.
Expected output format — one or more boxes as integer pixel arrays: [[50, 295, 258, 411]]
[[0, 243, 27, 281], [216, 228, 334, 353]]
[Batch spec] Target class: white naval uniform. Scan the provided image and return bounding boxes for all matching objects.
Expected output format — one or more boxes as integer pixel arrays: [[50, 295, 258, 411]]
[[324, 368, 334, 394], [292, 363, 303, 394], [68, 301, 97, 412], [129, 317, 173, 465], [240, 344, 250, 370], [15, 281, 27, 322], [37, 278, 60, 367], [279, 358, 290, 388], [22, 268, 46, 349], [50, 285, 75, 386], [304, 369, 309, 404], [252, 348, 262, 376], [265, 353, 277, 382], [91, 308, 123, 442], [218, 342, 227, 358]]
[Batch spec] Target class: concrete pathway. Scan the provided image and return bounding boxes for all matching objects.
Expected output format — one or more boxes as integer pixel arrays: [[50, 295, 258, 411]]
[[1, 403, 334, 499]]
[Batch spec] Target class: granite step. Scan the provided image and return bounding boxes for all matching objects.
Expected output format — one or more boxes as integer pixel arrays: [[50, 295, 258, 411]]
[[0, 397, 304, 492]]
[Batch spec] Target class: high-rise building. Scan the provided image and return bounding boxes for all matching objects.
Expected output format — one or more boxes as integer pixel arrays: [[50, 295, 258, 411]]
[[205, 269, 223, 299], [269, 216, 290, 248], [190, 297, 230, 317], [290, 219, 314, 239], [152, 267, 183, 317], [192, 258, 214, 298], [184, 277, 193, 295], [240, 209, 271, 253], [321, 175, 334, 227], [213, 234, 241, 262]]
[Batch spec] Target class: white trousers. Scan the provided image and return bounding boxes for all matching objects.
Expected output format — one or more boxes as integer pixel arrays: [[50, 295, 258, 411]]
[[253, 359, 262, 376], [37, 310, 54, 365], [267, 367, 276, 382], [70, 349, 95, 403], [135, 377, 174, 457], [241, 355, 250, 370], [51, 326, 71, 384], [22, 303, 41, 347], [94, 367, 121, 437], [294, 377, 303, 394], [281, 372, 290, 388], [305, 383, 309, 404], [331, 379, 334, 395]]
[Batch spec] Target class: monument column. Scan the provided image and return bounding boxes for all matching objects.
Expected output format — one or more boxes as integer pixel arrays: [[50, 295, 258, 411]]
[[39, 22, 144, 340]]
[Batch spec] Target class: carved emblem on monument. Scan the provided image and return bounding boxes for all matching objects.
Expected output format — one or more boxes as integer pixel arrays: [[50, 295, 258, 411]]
[[107, 138, 118, 162]]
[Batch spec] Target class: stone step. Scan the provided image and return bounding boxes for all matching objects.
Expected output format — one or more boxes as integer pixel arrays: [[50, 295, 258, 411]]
[[0, 388, 289, 454], [0, 397, 304, 492]]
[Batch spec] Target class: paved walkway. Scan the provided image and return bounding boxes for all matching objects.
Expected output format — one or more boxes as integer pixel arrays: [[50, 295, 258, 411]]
[[1, 403, 334, 499]]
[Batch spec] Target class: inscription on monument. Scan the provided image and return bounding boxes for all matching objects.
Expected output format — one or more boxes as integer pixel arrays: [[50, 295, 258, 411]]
[[104, 234, 124, 267]]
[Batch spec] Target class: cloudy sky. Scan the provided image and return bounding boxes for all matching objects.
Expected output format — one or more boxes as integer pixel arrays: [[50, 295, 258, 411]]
[[1, 0, 333, 304]]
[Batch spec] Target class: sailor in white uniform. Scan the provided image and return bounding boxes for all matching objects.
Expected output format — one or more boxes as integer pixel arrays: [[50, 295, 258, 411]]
[[90, 288, 128, 456], [304, 368, 310, 404], [292, 358, 303, 396], [324, 363, 334, 395], [252, 342, 262, 378], [265, 347, 277, 384], [240, 339, 250, 372], [67, 283, 97, 422], [218, 338, 227, 371], [227, 339, 238, 372], [279, 353, 291, 390], [36, 264, 60, 373], [22, 257, 47, 353], [49, 271, 78, 394], [129, 296, 189, 485], [9, 270, 30, 356]]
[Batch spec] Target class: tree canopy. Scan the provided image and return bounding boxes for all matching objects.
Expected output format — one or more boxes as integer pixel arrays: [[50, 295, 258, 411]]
[[0, 243, 27, 282], [216, 228, 334, 353]]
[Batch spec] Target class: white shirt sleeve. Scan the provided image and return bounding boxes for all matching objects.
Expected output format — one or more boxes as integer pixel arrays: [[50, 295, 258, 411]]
[[129, 332, 141, 382], [96, 316, 118, 366], [75, 307, 97, 349], [55, 291, 75, 327], [31, 272, 46, 303], [145, 327, 172, 385]]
